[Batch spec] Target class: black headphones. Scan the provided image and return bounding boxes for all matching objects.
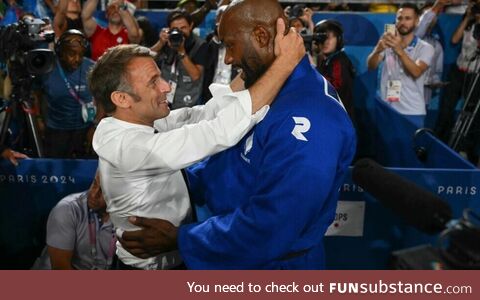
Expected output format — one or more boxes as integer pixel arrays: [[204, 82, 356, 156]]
[[55, 29, 88, 54], [314, 19, 344, 50]]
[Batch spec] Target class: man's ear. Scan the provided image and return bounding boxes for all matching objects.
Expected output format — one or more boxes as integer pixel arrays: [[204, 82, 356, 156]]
[[111, 91, 131, 109], [252, 25, 271, 48]]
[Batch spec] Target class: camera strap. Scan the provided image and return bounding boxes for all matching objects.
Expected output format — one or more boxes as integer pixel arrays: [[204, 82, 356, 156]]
[[56, 59, 85, 105]]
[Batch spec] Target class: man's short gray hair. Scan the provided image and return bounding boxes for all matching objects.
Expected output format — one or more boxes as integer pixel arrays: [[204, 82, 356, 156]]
[[88, 45, 155, 114]]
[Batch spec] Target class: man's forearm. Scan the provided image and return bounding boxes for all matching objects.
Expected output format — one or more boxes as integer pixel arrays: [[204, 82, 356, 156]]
[[179, 55, 202, 81], [150, 40, 165, 53], [452, 18, 469, 44], [191, 0, 216, 27], [81, 0, 98, 37], [120, 11, 140, 43], [367, 50, 382, 70], [81, 0, 97, 20], [396, 49, 424, 79]]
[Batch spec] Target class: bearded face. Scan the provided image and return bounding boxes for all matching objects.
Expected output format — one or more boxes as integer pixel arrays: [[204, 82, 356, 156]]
[[395, 8, 418, 36]]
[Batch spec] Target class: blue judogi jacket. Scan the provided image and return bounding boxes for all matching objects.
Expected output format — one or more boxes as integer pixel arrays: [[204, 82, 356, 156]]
[[180, 56, 357, 269]]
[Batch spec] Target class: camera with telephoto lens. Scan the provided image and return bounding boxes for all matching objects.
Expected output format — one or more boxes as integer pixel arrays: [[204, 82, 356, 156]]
[[0, 18, 55, 74], [300, 30, 328, 53], [472, 2, 480, 15], [0, 18, 55, 103], [168, 27, 184, 49], [289, 4, 306, 18]]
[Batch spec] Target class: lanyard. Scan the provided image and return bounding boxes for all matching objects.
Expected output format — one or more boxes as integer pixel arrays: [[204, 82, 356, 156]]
[[56, 59, 85, 105], [87, 206, 116, 269]]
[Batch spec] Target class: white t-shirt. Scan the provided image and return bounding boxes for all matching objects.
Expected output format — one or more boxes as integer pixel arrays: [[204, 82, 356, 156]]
[[457, 26, 480, 73], [93, 84, 268, 269], [380, 37, 435, 115]]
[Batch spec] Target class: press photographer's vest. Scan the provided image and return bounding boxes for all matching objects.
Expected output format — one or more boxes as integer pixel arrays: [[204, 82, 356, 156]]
[[160, 36, 204, 109]]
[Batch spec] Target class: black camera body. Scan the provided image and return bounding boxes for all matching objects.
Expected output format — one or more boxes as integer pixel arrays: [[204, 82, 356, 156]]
[[301, 31, 328, 45], [472, 3, 480, 15], [0, 18, 55, 102], [0, 18, 55, 76], [301, 30, 328, 53], [289, 4, 306, 18], [168, 27, 185, 49]]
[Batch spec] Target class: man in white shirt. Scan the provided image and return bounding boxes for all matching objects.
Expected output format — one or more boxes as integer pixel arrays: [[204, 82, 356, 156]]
[[367, 3, 435, 128], [89, 23, 304, 269]]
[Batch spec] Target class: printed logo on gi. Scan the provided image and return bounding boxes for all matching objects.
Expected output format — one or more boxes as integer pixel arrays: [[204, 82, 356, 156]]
[[291, 117, 311, 141], [240, 133, 254, 163], [244, 133, 254, 156]]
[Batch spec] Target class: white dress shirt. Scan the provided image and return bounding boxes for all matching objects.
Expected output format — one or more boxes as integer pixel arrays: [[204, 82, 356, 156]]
[[93, 84, 268, 269]]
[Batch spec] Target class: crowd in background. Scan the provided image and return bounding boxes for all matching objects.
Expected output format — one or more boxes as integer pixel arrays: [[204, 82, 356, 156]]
[[0, 0, 478, 270], [0, 0, 478, 167]]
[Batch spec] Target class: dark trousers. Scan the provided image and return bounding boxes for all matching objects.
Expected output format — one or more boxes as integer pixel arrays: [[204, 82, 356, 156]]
[[44, 127, 88, 158], [434, 66, 480, 161]]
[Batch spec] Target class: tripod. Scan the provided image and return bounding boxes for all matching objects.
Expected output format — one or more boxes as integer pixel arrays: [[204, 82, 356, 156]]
[[448, 71, 480, 155], [0, 74, 44, 157]]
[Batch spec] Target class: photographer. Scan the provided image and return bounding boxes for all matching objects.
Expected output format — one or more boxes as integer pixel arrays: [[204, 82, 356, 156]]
[[314, 20, 356, 122], [434, 0, 480, 164], [152, 10, 208, 109]]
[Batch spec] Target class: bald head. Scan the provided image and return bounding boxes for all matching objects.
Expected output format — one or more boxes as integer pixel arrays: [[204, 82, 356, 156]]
[[222, 0, 285, 34], [218, 0, 285, 88]]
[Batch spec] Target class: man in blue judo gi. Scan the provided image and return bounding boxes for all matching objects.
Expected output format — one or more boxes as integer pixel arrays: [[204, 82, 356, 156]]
[[119, 0, 356, 269]]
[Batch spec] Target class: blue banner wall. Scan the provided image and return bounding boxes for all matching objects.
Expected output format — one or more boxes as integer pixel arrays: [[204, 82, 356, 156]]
[[372, 96, 476, 169], [0, 159, 97, 269], [1, 159, 478, 269]]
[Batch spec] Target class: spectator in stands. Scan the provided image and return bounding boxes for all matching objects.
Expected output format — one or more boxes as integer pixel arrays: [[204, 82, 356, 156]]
[[82, 0, 140, 60], [34, 30, 95, 158], [315, 19, 356, 123], [33, 172, 116, 270], [89, 26, 303, 269], [153, 10, 208, 108], [53, 0, 83, 38], [417, 0, 448, 104], [0, 145, 28, 166], [434, 0, 480, 164], [367, 3, 434, 128], [201, 5, 239, 102]]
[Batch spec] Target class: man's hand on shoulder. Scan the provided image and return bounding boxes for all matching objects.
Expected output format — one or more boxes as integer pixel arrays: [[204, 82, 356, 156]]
[[119, 216, 178, 259]]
